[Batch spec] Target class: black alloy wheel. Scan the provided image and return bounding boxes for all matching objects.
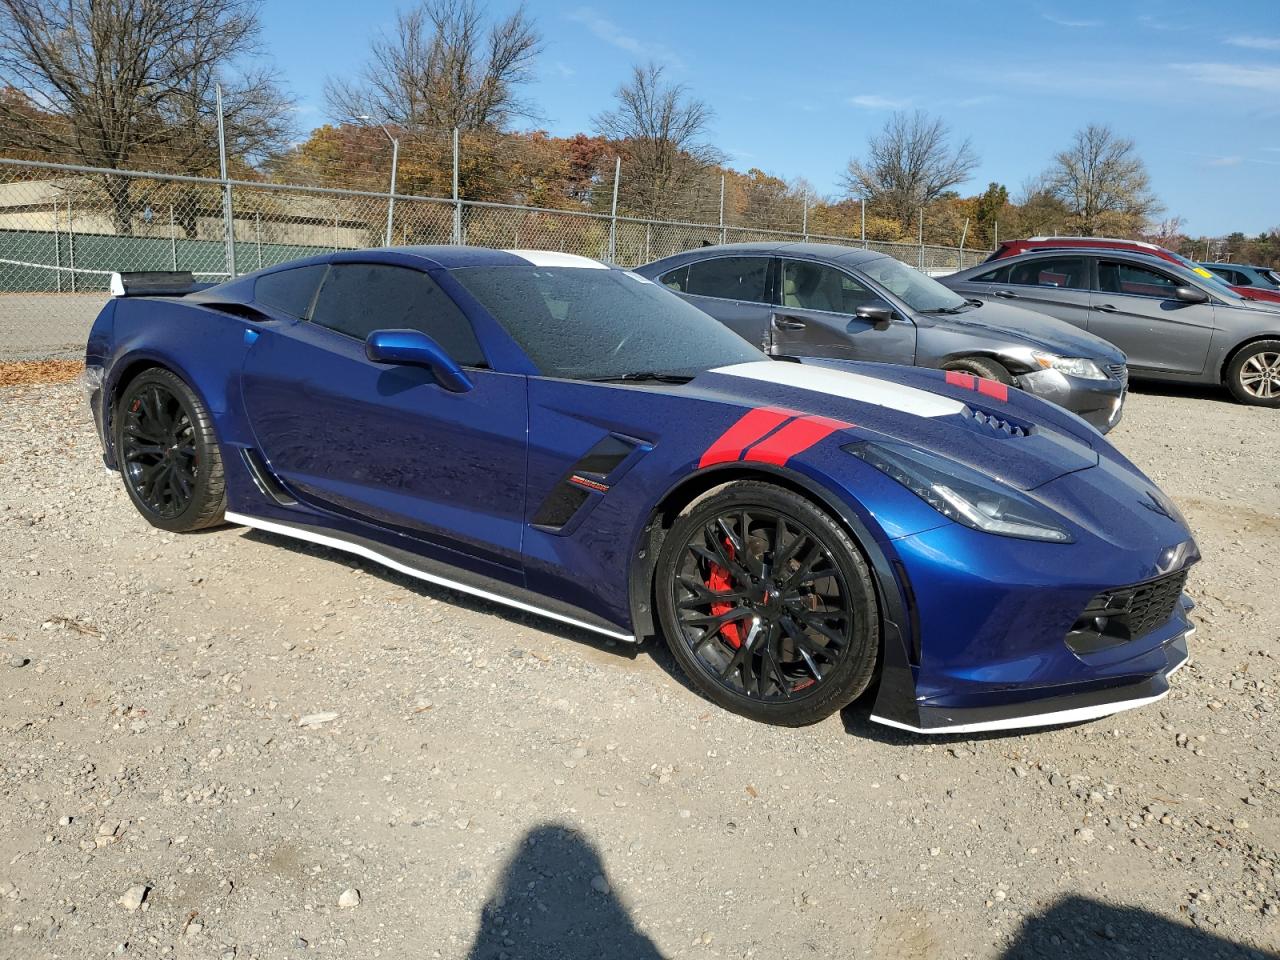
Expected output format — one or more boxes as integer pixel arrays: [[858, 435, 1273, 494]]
[[114, 368, 226, 531], [656, 481, 879, 726]]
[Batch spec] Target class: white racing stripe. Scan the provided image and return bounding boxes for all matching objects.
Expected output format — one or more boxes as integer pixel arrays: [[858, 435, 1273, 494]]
[[505, 249, 607, 269], [710, 361, 965, 419], [225, 511, 635, 642]]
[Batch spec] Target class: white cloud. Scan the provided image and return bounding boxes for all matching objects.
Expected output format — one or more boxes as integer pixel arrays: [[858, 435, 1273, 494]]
[[1208, 155, 1242, 167], [1173, 62, 1280, 92], [553, 61, 575, 79], [1042, 12, 1101, 27], [849, 94, 912, 110], [1225, 35, 1280, 51], [566, 8, 682, 67]]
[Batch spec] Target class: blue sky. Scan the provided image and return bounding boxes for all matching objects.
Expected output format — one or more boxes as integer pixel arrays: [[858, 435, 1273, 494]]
[[259, 0, 1280, 236]]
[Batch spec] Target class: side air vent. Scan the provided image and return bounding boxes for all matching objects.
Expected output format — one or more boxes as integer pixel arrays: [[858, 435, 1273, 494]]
[[959, 405, 1034, 439], [240, 447, 297, 506], [531, 432, 650, 534]]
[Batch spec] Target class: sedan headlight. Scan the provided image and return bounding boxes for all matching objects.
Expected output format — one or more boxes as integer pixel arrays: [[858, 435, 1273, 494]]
[[1032, 352, 1108, 381], [846, 441, 1074, 543]]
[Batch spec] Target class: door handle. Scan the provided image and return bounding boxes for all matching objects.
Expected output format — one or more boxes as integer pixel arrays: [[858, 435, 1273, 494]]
[[1093, 304, 1118, 313], [993, 290, 1018, 299], [772, 315, 806, 330]]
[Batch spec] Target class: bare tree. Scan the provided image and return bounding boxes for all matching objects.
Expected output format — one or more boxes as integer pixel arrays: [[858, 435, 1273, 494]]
[[0, 0, 293, 234], [1044, 124, 1160, 236], [842, 111, 978, 230], [592, 62, 721, 219], [327, 0, 541, 131]]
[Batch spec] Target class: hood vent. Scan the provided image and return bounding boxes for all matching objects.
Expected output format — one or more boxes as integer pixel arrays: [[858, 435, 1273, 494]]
[[959, 405, 1034, 439]]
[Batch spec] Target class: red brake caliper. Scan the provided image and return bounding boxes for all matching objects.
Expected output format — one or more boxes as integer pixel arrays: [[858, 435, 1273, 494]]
[[707, 537, 742, 649]]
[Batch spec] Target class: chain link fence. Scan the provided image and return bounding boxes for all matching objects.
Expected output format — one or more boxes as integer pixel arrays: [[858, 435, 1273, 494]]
[[0, 158, 991, 360]]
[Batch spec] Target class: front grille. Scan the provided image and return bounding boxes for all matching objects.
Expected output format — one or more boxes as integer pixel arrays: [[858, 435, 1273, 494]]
[[1066, 569, 1189, 653], [1106, 362, 1129, 384]]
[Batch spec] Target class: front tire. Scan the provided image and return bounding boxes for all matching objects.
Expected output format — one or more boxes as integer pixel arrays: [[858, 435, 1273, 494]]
[[1225, 340, 1280, 406], [114, 368, 226, 532], [943, 356, 1015, 385], [655, 481, 880, 726]]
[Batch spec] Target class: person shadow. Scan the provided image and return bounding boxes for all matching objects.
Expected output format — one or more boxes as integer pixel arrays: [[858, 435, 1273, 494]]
[[466, 823, 666, 960]]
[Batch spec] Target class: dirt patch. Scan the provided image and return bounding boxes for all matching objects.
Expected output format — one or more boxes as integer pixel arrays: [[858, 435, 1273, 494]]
[[0, 359, 84, 387]]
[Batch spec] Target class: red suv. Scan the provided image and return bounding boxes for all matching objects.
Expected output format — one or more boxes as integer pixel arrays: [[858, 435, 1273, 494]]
[[986, 237, 1280, 305]]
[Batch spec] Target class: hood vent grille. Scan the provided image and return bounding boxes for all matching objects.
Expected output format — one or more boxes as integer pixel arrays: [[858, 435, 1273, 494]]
[[960, 405, 1034, 439]]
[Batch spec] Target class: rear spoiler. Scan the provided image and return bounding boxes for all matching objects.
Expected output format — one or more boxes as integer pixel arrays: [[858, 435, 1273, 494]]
[[109, 271, 214, 298]]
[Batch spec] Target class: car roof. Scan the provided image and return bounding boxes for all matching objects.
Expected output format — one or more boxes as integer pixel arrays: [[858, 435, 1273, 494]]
[[644, 241, 890, 268], [964, 247, 1195, 274], [1017, 236, 1164, 251]]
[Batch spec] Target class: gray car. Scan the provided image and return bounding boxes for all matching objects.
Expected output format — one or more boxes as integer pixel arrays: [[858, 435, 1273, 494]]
[[943, 249, 1280, 406], [635, 242, 1129, 432]]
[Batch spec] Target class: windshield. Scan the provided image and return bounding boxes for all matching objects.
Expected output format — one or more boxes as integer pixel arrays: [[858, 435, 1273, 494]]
[[451, 265, 764, 380], [859, 256, 968, 313]]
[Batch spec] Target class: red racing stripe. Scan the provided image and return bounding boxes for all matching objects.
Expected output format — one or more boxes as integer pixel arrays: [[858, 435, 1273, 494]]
[[742, 415, 853, 466], [976, 378, 1009, 402], [945, 370, 976, 390], [698, 406, 796, 468]]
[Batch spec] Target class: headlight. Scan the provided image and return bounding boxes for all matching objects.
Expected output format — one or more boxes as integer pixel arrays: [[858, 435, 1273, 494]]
[[1033, 353, 1108, 381], [846, 441, 1074, 543]]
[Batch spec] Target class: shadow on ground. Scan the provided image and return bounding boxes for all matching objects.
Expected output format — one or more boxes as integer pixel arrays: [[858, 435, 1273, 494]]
[[999, 895, 1277, 960], [466, 823, 664, 960], [462, 827, 1277, 960]]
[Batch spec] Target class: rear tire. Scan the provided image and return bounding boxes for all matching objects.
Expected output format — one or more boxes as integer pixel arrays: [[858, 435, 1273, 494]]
[[114, 368, 226, 532], [943, 356, 1015, 385], [1225, 340, 1280, 406], [655, 481, 880, 727]]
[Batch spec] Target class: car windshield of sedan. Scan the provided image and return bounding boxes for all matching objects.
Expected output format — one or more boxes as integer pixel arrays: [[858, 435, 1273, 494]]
[[451, 265, 765, 381], [859, 257, 969, 313]]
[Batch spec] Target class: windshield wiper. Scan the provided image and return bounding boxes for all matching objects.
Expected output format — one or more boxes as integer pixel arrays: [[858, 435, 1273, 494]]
[[920, 305, 968, 315], [591, 371, 694, 384]]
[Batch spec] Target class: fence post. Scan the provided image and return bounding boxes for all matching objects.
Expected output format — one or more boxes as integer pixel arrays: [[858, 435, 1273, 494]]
[[384, 134, 399, 247], [718, 175, 726, 244], [215, 83, 236, 278], [256, 212, 262, 269], [608, 156, 621, 263], [451, 128, 461, 245], [993, 219, 998, 251], [860, 198, 866, 248], [645, 222, 651, 262], [917, 207, 924, 271], [52, 199, 62, 293], [801, 191, 809, 241], [958, 217, 969, 269], [169, 204, 177, 271], [67, 199, 76, 293]]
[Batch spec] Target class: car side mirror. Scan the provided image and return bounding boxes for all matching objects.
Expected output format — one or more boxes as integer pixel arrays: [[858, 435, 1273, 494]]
[[855, 303, 896, 331], [1173, 285, 1209, 305], [364, 329, 473, 393]]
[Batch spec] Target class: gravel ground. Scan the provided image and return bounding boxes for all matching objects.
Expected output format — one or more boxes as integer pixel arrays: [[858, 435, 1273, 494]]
[[0, 380, 1277, 960]]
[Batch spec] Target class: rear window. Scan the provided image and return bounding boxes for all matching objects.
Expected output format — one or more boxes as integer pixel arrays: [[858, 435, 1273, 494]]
[[681, 256, 770, 303], [255, 265, 327, 318]]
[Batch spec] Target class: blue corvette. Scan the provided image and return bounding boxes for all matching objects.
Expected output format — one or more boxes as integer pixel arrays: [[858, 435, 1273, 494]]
[[86, 247, 1198, 733]]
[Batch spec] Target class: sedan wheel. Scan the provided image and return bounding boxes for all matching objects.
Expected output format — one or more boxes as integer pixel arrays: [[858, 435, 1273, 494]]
[[1226, 340, 1280, 407]]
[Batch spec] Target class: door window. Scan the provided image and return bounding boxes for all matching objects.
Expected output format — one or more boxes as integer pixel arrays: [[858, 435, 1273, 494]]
[[1006, 257, 1087, 290], [969, 264, 1010, 283], [782, 260, 878, 313], [310, 263, 486, 366], [680, 257, 770, 303], [1096, 260, 1181, 299], [254, 265, 327, 318]]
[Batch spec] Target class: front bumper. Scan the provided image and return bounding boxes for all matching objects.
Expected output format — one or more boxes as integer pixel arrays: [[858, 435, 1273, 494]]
[[871, 602, 1192, 734], [1017, 368, 1126, 433]]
